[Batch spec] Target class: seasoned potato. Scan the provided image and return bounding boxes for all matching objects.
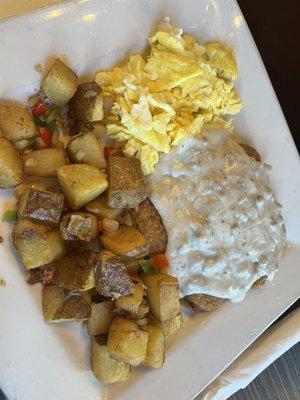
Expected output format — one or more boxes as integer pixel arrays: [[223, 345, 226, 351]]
[[107, 317, 149, 366], [42, 286, 91, 322], [115, 283, 144, 314], [42, 58, 78, 106], [182, 294, 226, 312], [239, 143, 261, 162], [13, 218, 66, 269], [14, 182, 47, 199], [148, 313, 182, 338], [95, 250, 133, 298], [107, 156, 147, 209], [91, 340, 131, 383], [100, 226, 149, 259], [141, 325, 164, 368], [60, 212, 98, 241], [0, 104, 36, 142], [68, 82, 104, 124], [66, 133, 106, 169], [53, 250, 96, 291], [0, 138, 23, 188], [141, 273, 181, 322], [57, 164, 108, 210], [252, 275, 267, 288], [87, 301, 114, 336], [131, 299, 149, 319], [18, 189, 64, 226], [130, 198, 168, 255], [23, 148, 68, 177], [86, 195, 123, 219]]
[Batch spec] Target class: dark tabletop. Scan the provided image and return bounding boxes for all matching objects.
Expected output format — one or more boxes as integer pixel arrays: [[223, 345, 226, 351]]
[[237, 0, 299, 149]]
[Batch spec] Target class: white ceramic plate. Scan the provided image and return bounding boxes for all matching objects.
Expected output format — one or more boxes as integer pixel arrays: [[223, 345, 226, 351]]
[[0, 1, 299, 399]]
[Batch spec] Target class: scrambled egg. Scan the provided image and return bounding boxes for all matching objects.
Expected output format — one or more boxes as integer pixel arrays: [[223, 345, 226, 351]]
[[95, 21, 242, 175]]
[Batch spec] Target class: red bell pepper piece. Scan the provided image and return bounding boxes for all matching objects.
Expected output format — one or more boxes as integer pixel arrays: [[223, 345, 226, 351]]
[[32, 99, 47, 116], [37, 127, 52, 148], [103, 146, 122, 160], [152, 254, 169, 269]]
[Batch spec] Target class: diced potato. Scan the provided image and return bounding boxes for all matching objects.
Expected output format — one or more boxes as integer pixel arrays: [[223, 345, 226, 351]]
[[115, 283, 144, 314], [18, 189, 64, 226], [95, 250, 133, 298], [141, 273, 181, 322], [148, 313, 182, 337], [181, 294, 226, 312], [42, 58, 78, 106], [60, 212, 98, 241], [0, 104, 36, 142], [107, 317, 149, 366], [131, 299, 150, 319], [57, 164, 108, 210], [14, 182, 47, 199], [100, 226, 149, 259], [68, 82, 104, 123], [91, 340, 130, 383], [86, 195, 123, 219], [0, 138, 23, 188], [87, 301, 113, 335], [66, 133, 106, 169], [42, 286, 91, 322], [141, 325, 164, 368], [23, 148, 68, 177], [130, 198, 168, 255], [107, 156, 147, 208], [13, 218, 66, 269], [53, 250, 96, 291]]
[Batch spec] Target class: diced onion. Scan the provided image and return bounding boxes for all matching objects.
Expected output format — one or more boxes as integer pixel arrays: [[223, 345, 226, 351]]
[[25, 158, 38, 167], [75, 150, 86, 161], [136, 318, 148, 326]]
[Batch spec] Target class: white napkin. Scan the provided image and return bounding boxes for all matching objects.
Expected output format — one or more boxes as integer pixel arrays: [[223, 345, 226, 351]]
[[198, 307, 300, 400]]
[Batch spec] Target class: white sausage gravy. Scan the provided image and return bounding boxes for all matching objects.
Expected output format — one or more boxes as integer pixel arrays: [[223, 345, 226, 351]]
[[147, 129, 286, 302]]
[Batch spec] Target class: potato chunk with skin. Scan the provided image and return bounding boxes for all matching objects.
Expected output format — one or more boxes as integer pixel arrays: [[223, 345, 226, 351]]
[[107, 156, 147, 208], [0, 138, 23, 188], [42, 58, 78, 106], [60, 212, 98, 241], [95, 250, 134, 298], [100, 225, 149, 259], [181, 294, 226, 312], [130, 299, 149, 319], [42, 286, 91, 322], [13, 219, 66, 269], [68, 83, 104, 134], [115, 283, 144, 314], [141, 325, 164, 368], [57, 164, 108, 210], [86, 195, 123, 219], [141, 273, 181, 322], [0, 104, 36, 142], [91, 340, 131, 383], [23, 148, 68, 177], [66, 133, 106, 169], [87, 301, 114, 336], [14, 182, 47, 199], [130, 198, 168, 255], [53, 250, 96, 291], [148, 313, 182, 337], [18, 189, 64, 226], [107, 317, 149, 366]]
